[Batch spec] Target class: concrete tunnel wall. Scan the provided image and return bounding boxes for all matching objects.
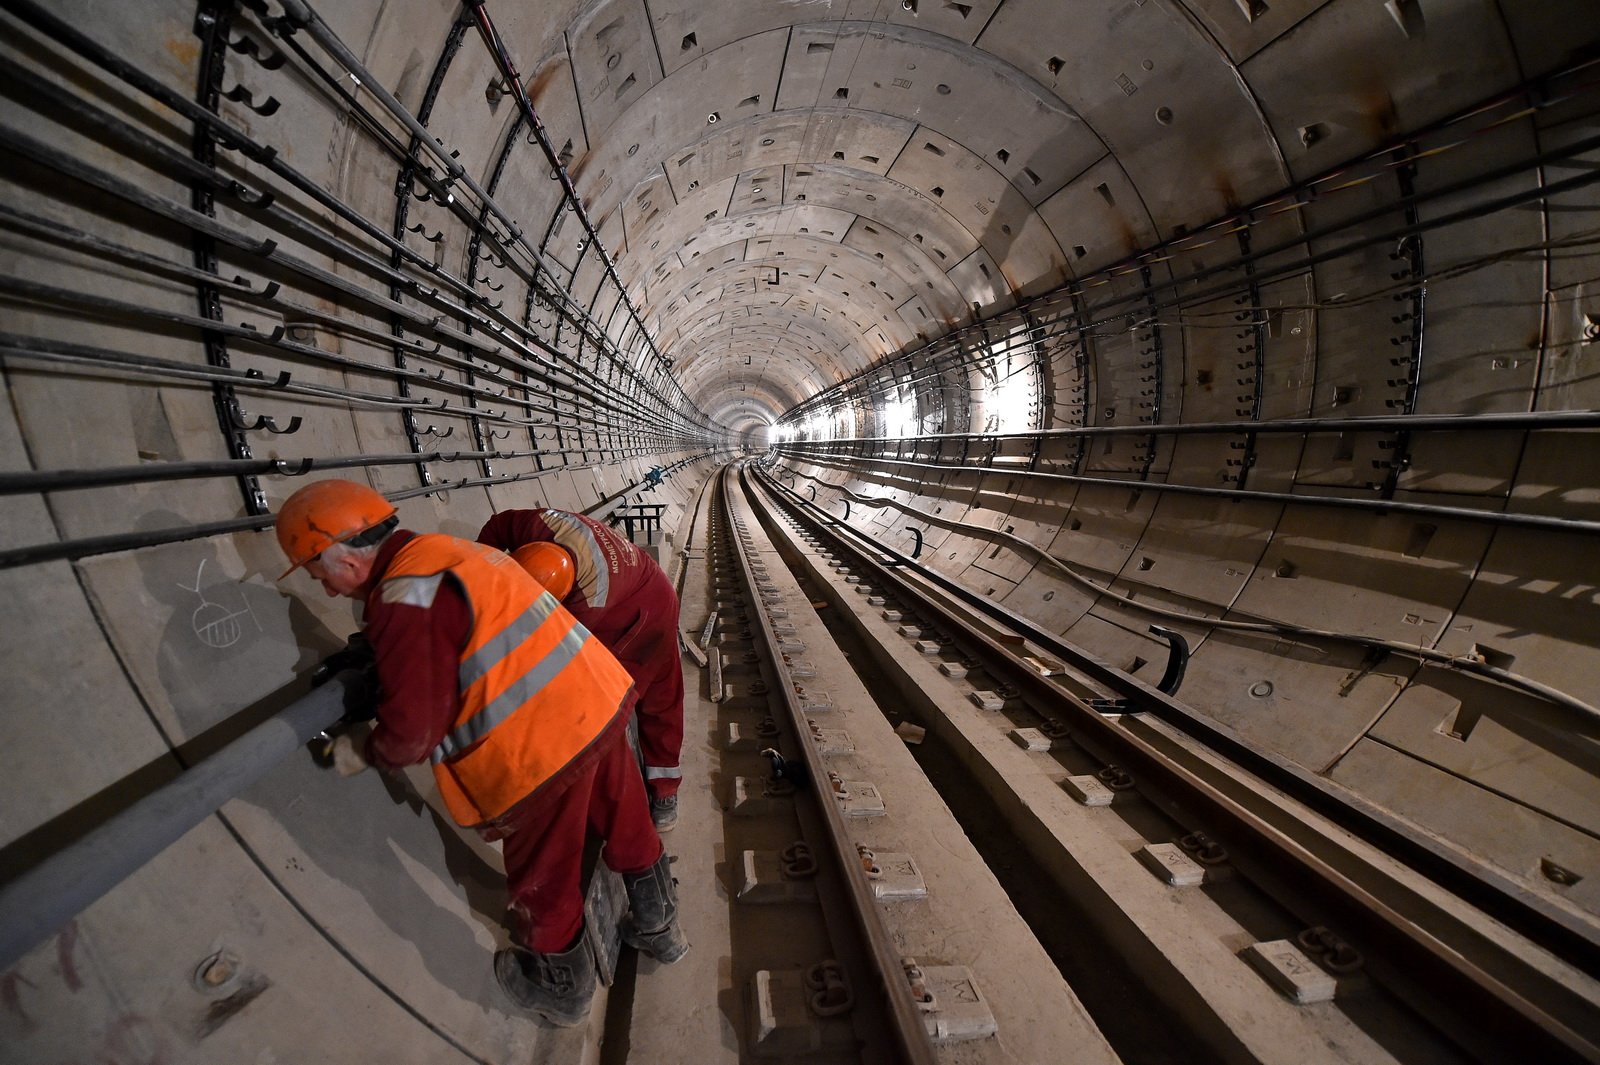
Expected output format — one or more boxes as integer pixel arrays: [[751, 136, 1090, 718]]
[[1, 0, 1599, 1061]]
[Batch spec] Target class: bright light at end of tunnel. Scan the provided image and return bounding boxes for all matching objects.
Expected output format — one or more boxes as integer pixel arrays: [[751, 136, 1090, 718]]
[[984, 330, 1038, 434], [883, 395, 917, 439]]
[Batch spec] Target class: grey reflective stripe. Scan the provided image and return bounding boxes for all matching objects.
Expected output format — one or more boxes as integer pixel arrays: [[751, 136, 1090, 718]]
[[431, 622, 590, 764], [379, 573, 444, 608], [643, 765, 682, 780], [458, 592, 561, 692], [545, 511, 612, 607]]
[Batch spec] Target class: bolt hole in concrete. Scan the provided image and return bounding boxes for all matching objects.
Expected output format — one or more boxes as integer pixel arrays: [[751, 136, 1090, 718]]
[[193, 950, 240, 994]]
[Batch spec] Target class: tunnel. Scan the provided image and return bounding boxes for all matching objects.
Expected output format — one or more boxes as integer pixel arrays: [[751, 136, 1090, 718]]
[[2, 0, 1599, 1061]]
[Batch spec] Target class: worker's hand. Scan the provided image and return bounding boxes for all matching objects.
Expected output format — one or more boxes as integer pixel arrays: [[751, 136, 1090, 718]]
[[311, 633, 382, 724], [331, 732, 369, 777], [311, 632, 374, 688], [338, 667, 382, 725]]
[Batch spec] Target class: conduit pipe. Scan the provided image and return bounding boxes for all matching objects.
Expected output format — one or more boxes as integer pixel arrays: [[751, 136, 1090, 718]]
[[461, 1, 675, 382], [0, 675, 354, 973], [776, 448, 1600, 536], [777, 409, 1600, 444], [244, 0, 712, 434], [267, 0, 698, 421]]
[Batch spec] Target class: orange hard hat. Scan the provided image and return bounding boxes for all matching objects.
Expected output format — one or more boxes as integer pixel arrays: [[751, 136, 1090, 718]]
[[512, 541, 576, 600], [275, 479, 397, 579]]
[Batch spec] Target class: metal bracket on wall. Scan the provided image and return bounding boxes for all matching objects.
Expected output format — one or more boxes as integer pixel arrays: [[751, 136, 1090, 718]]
[[193, 0, 268, 515]]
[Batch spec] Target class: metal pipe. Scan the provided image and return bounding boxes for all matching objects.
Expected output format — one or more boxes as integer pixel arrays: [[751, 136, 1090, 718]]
[[0, 438, 700, 496], [775, 409, 1600, 444], [0, 676, 350, 973], [273, 0, 711, 431], [0, 4, 704, 433], [0, 275, 657, 431], [460, 2, 684, 394], [0, 446, 713, 569], [0, 452, 502, 495], [0, 0, 473, 299], [777, 448, 1600, 536], [0, 203, 269, 298], [259, 22, 647, 402], [781, 65, 1600, 424]]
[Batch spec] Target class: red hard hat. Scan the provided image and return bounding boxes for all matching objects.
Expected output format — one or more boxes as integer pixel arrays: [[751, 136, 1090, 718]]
[[512, 541, 576, 600], [276, 479, 396, 579]]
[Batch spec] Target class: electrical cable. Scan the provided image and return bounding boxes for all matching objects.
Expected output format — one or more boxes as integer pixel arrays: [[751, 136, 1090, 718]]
[[779, 464, 1600, 727]]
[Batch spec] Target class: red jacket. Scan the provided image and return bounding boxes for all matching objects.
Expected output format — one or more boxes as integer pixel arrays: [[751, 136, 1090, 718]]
[[478, 509, 658, 633], [359, 531, 634, 829]]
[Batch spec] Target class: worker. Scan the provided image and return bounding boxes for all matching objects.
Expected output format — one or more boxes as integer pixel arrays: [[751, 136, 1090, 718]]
[[275, 479, 687, 1027], [477, 507, 686, 831]]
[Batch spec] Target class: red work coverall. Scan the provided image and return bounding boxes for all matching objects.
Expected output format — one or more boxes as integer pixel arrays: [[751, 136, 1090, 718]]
[[478, 509, 686, 799], [361, 529, 661, 953]]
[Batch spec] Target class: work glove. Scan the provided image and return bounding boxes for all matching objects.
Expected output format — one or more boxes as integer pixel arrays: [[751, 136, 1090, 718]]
[[311, 632, 374, 687], [311, 632, 381, 724]]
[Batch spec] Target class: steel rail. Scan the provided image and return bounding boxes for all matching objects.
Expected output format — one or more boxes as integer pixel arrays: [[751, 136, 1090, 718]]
[[774, 447, 1600, 536], [750, 466, 1600, 1064], [721, 463, 940, 1065]]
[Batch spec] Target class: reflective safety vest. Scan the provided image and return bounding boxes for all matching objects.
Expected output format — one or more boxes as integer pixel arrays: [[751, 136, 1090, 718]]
[[381, 534, 634, 826]]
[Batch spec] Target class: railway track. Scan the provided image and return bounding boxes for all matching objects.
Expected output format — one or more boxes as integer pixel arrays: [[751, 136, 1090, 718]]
[[672, 458, 1600, 1065]]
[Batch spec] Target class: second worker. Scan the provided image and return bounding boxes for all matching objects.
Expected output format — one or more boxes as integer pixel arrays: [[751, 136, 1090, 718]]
[[479, 507, 686, 830]]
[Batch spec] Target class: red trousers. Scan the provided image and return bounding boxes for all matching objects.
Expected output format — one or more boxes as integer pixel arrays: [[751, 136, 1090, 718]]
[[499, 713, 661, 953], [586, 566, 686, 799]]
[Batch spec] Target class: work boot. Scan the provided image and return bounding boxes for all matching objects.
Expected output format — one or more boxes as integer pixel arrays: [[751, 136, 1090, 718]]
[[493, 936, 597, 1027], [650, 793, 679, 833], [621, 854, 690, 964]]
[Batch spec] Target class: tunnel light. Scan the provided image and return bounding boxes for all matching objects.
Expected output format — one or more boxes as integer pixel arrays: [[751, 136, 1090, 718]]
[[985, 365, 1034, 433], [882, 395, 917, 439], [983, 326, 1039, 434]]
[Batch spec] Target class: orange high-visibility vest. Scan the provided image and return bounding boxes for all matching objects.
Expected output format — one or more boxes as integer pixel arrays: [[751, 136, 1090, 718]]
[[380, 534, 634, 826]]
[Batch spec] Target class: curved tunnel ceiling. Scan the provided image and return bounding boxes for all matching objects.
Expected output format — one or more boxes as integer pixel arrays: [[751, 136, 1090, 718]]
[[501, 0, 1576, 430], [4, 0, 1600, 1060]]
